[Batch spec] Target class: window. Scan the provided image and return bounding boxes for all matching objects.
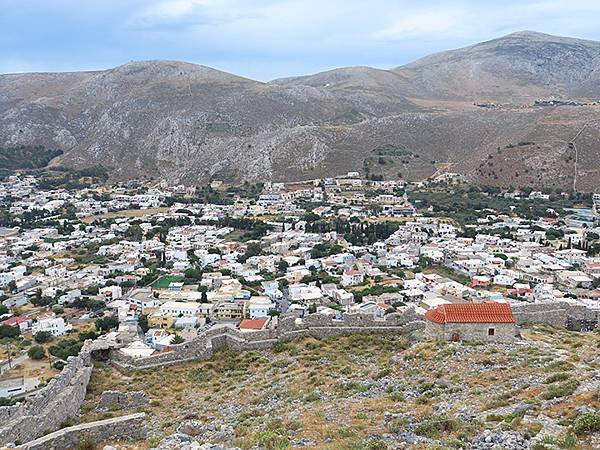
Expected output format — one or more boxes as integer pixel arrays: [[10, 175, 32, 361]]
[[488, 328, 495, 336]]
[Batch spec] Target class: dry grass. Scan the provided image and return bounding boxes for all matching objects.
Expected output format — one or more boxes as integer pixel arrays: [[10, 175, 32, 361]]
[[78, 328, 599, 449]]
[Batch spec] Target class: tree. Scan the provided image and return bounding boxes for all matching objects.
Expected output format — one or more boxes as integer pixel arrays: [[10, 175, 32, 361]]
[[0, 304, 7, 315], [95, 315, 119, 332], [308, 303, 317, 314], [27, 345, 46, 360], [200, 291, 209, 303], [125, 224, 144, 241], [277, 260, 289, 273], [239, 242, 262, 262], [49, 339, 82, 359], [34, 331, 54, 344], [171, 335, 184, 344], [0, 324, 19, 339], [138, 314, 149, 333]]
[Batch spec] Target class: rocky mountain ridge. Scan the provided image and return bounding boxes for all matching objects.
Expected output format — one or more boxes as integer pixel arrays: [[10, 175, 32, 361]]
[[1, 31, 599, 189]]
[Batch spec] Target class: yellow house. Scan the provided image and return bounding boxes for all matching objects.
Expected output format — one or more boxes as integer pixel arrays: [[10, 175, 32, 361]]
[[148, 312, 174, 329]]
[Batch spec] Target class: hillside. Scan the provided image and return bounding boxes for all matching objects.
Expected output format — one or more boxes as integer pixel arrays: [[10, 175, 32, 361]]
[[78, 328, 599, 449], [1, 32, 599, 189]]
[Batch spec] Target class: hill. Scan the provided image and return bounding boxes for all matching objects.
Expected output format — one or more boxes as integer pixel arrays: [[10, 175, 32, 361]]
[[79, 328, 600, 449]]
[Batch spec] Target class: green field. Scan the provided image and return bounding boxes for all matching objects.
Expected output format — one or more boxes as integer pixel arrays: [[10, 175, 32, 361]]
[[151, 275, 184, 289]]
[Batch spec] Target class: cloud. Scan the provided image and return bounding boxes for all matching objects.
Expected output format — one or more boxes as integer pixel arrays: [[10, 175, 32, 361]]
[[371, 7, 466, 40], [127, 0, 264, 31], [3, 0, 600, 80]]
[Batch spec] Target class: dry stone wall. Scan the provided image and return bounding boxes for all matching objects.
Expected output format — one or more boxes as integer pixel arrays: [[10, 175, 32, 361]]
[[111, 310, 426, 371], [511, 301, 598, 327], [0, 341, 94, 446], [16, 413, 147, 450], [97, 390, 148, 411]]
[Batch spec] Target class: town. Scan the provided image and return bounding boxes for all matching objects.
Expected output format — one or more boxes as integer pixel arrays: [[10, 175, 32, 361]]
[[0, 168, 598, 449]]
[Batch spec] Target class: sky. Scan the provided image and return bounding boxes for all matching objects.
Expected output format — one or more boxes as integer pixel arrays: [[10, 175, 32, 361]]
[[2, 0, 600, 81]]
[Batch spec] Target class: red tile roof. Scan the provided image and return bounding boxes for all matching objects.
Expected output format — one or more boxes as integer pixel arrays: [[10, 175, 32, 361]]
[[239, 318, 268, 330], [425, 302, 515, 324], [3, 316, 30, 326]]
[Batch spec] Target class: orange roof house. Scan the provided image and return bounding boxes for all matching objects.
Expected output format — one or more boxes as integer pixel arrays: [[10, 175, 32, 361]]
[[239, 318, 269, 332], [424, 302, 516, 343]]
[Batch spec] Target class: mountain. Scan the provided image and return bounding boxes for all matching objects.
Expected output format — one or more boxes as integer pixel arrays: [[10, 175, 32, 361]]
[[396, 31, 600, 100], [1, 32, 599, 190]]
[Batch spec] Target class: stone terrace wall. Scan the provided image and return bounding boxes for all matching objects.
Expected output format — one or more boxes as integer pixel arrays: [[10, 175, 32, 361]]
[[16, 413, 147, 450], [112, 310, 425, 371], [0, 341, 94, 446], [511, 302, 598, 327]]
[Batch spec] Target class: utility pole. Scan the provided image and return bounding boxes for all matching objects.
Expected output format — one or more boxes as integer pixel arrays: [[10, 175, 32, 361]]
[[4, 341, 12, 371]]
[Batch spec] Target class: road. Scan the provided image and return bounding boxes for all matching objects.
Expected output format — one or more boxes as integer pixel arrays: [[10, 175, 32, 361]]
[[0, 351, 28, 375]]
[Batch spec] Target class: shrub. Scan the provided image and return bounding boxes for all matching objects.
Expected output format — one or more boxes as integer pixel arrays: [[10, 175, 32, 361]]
[[28, 345, 46, 360], [572, 412, 600, 435], [271, 340, 290, 353], [541, 379, 580, 400], [34, 331, 54, 344], [49, 339, 83, 359], [543, 372, 570, 384], [415, 414, 462, 438], [95, 315, 118, 332], [0, 324, 20, 339], [52, 360, 66, 370], [171, 335, 184, 344]]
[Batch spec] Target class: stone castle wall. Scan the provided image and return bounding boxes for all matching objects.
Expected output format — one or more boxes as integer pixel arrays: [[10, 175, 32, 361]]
[[16, 413, 147, 450], [111, 310, 426, 372], [0, 341, 94, 446], [511, 301, 598, 327]]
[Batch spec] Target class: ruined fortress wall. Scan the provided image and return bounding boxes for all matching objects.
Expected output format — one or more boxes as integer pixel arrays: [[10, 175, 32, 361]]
[[511, 302, 598, 327], [0, 344, 94, 446], [111, 334, 213, 371], [112, 311, 425, 371], [16, 413, 147, 450]]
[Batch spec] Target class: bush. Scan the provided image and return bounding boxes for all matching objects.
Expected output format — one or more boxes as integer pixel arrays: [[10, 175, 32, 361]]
[[52, 360, 66, 370], [28, 345, 46, 360], [78, 330, 98, 342], [543, 372, 570, 384], [49, 339, 82, 359], [271, 339, 291, 354], [415, 414, 462, 438], [541, 379, 580, 400], [95, 315, 118, 332], [572, 412, 600, 435], [34, 331, 54, 344], [0, 324, 20, 339]]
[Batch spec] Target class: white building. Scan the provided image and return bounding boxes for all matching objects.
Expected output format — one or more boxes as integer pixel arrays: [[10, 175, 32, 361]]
[[32, 315, 68, 336], [160, 301, 200, 317], [246, 296, 275, 319]]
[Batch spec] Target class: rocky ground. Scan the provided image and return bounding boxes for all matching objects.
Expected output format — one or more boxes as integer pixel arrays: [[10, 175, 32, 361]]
[[82, 325, 599, 449]]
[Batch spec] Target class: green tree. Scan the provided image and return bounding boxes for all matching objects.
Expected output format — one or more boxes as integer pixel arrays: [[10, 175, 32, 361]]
[[239, 242, 262, 262], [34, 331, 54, 344], [95, 315, 119, 332], [171, 335, 184, 344], [49, 339, 82, 359], [0, 324, 19, 339], [27, 345, 46, 360], [138, 314, 149, 333], [277, 260, 289, 272]]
